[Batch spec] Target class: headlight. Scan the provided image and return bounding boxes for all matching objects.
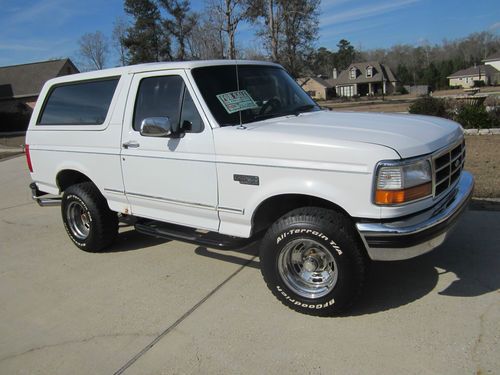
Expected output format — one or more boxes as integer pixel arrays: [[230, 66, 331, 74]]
[[374, 158, 432, 205]]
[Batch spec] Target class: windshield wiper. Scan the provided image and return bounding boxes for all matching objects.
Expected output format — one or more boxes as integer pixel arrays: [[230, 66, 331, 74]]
[[291, 104, 318, 115], [252, 104, 319, 122], [252, 111, 290, 122]]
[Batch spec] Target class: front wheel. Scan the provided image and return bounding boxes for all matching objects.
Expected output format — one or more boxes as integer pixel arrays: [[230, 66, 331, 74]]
[[259, 207, 367, 316], [61, 182, 118, 252]]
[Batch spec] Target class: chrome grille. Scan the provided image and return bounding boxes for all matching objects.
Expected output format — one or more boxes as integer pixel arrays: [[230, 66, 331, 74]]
[[433, 140, 465, 197]]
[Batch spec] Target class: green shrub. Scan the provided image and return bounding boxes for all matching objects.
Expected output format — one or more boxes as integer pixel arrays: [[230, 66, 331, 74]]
[[453, 105, 491, 129], [397, 86, 409, 95], [486, 107, 500, 128], [408, 96, 448, 118], [472, 80, 486, 88]]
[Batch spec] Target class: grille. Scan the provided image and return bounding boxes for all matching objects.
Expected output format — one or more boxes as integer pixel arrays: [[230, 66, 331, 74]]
[[433, 140, 465, 197]]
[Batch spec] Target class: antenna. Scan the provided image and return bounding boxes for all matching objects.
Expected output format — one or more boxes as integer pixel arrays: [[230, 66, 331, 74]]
[[235, 58, 242, 126]]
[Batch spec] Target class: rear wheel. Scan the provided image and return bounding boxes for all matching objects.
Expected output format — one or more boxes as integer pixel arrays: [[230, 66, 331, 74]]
[[61, 182, 118, 252], [259, 207, 366, 316]]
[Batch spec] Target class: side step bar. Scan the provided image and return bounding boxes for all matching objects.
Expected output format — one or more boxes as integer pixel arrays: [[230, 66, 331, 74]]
[[30, 182, 61, 207], [135, 220, 259, 250]]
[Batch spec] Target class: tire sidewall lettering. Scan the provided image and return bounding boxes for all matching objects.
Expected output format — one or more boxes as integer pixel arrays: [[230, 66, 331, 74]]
[[276, 285, 335, 310], [276, 228, 343, 256]]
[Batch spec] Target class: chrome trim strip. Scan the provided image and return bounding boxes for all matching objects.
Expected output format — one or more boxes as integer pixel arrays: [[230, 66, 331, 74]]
[[104, 188, 125, 194], [126, 191, 216, 210], [115, 191, 245, 214], [218, 206, 245, 215]]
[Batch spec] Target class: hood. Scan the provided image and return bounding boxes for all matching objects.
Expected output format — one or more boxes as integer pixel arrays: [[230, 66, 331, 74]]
[[242, 110, 463, 158]]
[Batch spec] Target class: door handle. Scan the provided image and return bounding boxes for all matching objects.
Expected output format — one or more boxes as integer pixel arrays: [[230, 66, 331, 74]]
[[122, 141, 140, 149]]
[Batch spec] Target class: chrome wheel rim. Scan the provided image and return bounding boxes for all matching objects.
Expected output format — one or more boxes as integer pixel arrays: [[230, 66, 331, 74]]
[[278, 238, 338, 299], [66, 201, 91, 240]]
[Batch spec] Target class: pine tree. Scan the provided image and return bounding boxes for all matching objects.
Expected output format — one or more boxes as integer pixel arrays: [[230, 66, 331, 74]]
[[123, 0, 171, 63]]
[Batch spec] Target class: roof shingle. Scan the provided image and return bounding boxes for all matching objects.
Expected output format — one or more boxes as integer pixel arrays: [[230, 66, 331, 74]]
[[0, 58, 78, 100], [327, 61, 398, 86]]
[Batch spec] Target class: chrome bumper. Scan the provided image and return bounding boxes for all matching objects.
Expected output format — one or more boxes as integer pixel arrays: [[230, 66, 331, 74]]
[[356, 171, 474, 261]]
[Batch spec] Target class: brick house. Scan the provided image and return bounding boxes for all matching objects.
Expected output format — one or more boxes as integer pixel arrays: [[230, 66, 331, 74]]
[[297, 76, 334, 100], [0, 58, 79, 131]]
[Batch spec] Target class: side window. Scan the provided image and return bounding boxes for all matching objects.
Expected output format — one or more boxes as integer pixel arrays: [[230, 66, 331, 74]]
[[133, 75, 184, 131], [180, 89, 204, 133], [38, 78, 119, 125]]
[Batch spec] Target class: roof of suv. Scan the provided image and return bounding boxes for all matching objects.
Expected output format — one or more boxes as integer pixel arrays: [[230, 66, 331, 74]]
[[45, 60, 282, 86]]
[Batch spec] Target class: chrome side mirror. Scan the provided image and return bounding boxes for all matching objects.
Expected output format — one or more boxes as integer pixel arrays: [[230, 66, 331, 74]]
[[140, 117, 172, 137]]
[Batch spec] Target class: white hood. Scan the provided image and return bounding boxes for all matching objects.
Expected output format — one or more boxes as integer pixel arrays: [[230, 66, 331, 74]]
[[242, 111, 463, 159]]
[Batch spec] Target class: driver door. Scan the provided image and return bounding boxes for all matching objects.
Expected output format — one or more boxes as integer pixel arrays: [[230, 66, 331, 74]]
[[120, 70, 219, 231]]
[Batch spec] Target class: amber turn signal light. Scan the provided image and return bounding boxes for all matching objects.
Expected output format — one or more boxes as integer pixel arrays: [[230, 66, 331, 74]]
[[375, 182, 432, 205]]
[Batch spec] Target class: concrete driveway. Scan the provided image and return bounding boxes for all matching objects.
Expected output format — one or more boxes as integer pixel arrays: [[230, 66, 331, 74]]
[[0, 155, 499, 374]]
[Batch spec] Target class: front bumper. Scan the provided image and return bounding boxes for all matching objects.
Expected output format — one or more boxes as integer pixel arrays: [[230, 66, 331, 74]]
[[356, 171, 474, 261]]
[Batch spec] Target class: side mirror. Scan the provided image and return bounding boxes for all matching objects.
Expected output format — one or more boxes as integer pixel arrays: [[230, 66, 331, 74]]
[[140, 117, 172, 137]]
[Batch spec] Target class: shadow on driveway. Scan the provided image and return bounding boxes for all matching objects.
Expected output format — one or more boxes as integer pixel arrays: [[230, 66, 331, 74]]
[[97, 209, 499, 315], [349, 209, 499, 316]]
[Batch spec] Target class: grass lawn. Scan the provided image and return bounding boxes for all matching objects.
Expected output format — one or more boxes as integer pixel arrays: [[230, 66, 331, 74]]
[[465, 135, 500, 198]]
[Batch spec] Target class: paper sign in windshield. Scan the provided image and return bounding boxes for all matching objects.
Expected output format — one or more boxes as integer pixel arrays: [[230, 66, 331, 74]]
[[216, 90, 258, 114]]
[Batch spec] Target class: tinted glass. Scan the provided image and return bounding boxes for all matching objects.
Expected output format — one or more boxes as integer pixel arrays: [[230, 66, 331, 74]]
[[38, 78, 119, 125], [180, 90, 204, 133], [191, 65, 318, 126], [133, 75, 184, 131]]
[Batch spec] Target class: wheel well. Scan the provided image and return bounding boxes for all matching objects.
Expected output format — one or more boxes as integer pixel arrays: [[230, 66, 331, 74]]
[[252, 194, 351, 234], [56, 170, 92, 192]]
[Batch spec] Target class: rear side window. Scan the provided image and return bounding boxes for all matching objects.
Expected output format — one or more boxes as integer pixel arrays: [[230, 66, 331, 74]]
[[38, 78, 119, 125]]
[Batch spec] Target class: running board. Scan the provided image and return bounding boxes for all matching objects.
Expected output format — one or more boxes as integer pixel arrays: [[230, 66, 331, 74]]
[[30, 182, 61, 207], [134, 220, 258, 250]]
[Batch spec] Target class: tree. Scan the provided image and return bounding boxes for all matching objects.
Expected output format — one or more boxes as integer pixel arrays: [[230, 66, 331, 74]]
[[187, 16, 226, 59], [280, 0, 319, 77], [336, 39, 355, 70], [206, 0, 251, 59], [78, 31, 109, 70], [112, 17, 129, 66], [159, 0, 197, 60], [248, 0, 281, 62], [308, 47, 336, 77], [249, 0, 319, 76], [123, 0, 171, 64]]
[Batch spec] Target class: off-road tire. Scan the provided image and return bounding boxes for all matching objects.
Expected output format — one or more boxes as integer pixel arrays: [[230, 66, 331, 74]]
[[259, 207, 366, 316], [61, 182, 118, 252]]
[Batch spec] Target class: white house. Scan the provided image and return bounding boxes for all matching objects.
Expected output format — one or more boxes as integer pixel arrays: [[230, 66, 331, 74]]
[[448, 51, 500, 88]]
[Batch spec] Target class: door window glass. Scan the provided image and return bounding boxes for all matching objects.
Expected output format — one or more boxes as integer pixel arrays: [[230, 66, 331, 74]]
[[180, 90, 204, 133], [133, 75, 184, 131]]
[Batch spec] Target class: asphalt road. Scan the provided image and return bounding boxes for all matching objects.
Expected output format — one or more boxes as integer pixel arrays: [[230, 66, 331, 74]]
[[1, 155, 499, 374]]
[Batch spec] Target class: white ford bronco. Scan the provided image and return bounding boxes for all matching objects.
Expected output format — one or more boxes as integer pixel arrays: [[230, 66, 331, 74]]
[[26, 60, 474, 315]]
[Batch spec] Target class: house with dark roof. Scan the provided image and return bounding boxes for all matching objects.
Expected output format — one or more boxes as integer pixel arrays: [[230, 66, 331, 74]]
[[483, 51, 500, 71], [447, 64, 499, 88], [0, 58, 79, 130], [327, 61, 399, 97], [297, 76, 334, 100]]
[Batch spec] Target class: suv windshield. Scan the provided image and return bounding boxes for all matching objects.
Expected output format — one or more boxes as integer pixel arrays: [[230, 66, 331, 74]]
[[191, 64, 319, 126]]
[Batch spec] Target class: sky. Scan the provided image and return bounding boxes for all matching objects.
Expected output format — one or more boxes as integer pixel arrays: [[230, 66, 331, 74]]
[[0, 0, 499, 68]]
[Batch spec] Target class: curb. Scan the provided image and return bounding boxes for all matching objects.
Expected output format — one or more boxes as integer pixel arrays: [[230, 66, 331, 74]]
[[463, 128, 500, 135]]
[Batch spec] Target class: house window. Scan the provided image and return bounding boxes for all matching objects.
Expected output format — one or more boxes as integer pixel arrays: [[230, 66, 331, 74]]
[[350, 68, 357, 80], [366, 66, 373, 78], [307, 90, 316, 97]]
